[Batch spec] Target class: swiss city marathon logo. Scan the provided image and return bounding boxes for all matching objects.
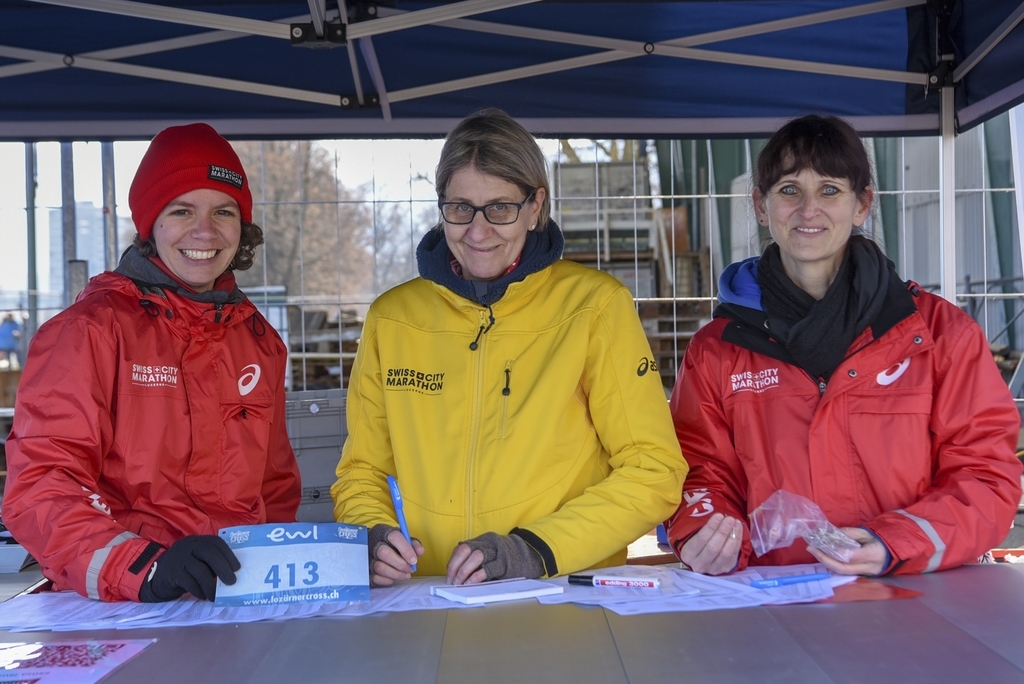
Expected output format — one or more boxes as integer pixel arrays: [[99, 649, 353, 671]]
[[385, 367, 445, 394]]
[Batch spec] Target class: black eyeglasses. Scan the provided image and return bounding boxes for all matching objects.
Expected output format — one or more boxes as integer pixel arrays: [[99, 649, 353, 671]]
[[438, 192, 535, 225]]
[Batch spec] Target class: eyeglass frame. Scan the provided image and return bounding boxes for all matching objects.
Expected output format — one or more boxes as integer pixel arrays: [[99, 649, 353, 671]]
[[437, 191, 536, 226]]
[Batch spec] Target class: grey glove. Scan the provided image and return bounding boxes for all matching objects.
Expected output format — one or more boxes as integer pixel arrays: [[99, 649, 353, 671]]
[[367, 523, 420, 586], [460, 532, 544, 580], [367, 523, 401, 566]]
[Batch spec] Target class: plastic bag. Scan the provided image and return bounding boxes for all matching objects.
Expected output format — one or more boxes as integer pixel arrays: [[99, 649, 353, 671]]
[[749, 490, 861, 562]]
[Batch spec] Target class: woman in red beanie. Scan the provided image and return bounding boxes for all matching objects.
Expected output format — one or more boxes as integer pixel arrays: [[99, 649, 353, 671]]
[[2, 123, 301, 602]]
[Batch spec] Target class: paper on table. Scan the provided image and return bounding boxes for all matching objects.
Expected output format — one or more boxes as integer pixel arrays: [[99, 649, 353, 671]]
[[370, 578, 483, 613], [0, 579, 478, 633], [726, 563, 837, 605], [0, 639, 154, 683], [546, 564, 837, 615], [0, 592, 160, 633], [431, 578, 563, 605]]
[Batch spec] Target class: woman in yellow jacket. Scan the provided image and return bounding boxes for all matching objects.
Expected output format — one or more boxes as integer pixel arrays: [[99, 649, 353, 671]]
[[331, 109, 687, 585]]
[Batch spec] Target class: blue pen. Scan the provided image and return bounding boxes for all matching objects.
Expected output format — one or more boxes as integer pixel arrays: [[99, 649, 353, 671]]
[[750, 572, 831, 589], [387, 475, 416, 572]]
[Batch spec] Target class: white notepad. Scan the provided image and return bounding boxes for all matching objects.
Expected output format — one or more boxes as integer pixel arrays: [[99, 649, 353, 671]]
[[430, 579, 563, 605]]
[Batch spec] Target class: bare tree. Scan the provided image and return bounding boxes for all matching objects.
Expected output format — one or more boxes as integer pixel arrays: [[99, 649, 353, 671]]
[[232, 140, 375, 301]]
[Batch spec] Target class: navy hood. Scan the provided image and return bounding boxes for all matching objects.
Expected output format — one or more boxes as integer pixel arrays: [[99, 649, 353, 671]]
[[718, 256, 763, 311], [416, 219, 564, 306]]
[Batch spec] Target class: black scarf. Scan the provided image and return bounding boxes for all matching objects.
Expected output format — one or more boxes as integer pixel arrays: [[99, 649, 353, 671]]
[[756, 235, 892, 381]]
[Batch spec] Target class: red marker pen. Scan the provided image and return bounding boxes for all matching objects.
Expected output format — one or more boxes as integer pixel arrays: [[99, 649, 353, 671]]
[[567, 574, 661, 589]]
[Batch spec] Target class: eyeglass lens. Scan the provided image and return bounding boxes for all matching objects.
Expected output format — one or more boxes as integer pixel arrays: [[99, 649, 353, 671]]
[[442, 202, 521, 225]]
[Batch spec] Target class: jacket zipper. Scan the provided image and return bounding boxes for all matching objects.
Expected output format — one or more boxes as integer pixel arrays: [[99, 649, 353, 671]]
[[499, 361, 513, 439], [468, 305, 495, 351], [465, 308, 488, 538]]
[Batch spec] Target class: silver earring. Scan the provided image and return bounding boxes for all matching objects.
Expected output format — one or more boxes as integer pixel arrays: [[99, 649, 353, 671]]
[[529, 223, 536, 231]]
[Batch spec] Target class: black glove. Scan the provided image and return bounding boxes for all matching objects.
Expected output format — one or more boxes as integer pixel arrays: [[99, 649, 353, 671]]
[[459, 532, 544, 580], [138, 535, 240, 603]]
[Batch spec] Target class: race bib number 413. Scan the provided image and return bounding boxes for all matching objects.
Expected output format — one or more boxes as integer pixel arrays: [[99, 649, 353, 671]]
[[215, 522, 369, 607]]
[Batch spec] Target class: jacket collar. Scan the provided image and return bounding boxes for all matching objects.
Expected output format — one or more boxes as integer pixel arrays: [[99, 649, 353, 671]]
[[113, 245, 245, 306], [716, 278, 920, 368], [416, 219, 564, 306]]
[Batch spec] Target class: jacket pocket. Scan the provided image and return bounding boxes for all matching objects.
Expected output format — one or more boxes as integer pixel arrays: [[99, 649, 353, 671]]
[[847, 390, 932, 507], [219, 402, 272, 510]]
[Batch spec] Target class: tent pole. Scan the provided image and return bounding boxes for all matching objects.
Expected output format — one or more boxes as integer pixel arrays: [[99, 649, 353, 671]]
[[24, 143, 38, 342], [940, 87, 956, 303], [61, 142, 77, 309], [101, 141, 118, 271], [1007, 109, 1024, 398]]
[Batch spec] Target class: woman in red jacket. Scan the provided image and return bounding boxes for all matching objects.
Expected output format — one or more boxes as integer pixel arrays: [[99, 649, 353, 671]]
[[667, 115, 1022, 576], [2, 123, 300, 601]]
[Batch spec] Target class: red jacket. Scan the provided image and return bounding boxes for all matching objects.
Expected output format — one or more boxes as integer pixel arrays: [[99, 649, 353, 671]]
[[3, 267, 300, 601], [667, 286, 1022, 574]]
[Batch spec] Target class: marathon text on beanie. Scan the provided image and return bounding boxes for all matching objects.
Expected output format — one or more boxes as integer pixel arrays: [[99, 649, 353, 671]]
[[128, 122, 253, 242]]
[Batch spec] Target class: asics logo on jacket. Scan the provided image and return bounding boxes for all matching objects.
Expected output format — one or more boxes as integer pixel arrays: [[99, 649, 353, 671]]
[[876, 358, 910, 386], [238, 364, 261, 396]]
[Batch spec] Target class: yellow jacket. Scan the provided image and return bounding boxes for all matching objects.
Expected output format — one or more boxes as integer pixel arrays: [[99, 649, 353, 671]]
[[332, 239, 686, 577]]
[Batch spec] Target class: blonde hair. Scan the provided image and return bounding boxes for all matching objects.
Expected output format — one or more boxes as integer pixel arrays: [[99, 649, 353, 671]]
[[435, 108, 550, 230]]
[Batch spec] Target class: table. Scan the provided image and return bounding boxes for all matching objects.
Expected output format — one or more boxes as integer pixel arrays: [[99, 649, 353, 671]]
[[2, 564, 1024, 684], [0, 567, 43, 603]]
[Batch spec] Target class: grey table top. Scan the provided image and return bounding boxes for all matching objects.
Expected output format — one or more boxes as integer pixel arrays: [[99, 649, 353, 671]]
[[0, 566, 43, 603], [2, 564, 1023, 684]]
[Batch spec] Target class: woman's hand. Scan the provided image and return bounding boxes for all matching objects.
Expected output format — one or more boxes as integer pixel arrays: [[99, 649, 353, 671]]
[[679, 513, 744, 575], [807, 527, 887, 576], [369, 527, 425, 587], [446, 532, 545, 585], [446, 543, 489, 585]]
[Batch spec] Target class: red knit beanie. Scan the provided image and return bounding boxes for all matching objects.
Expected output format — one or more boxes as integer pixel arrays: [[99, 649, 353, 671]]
[[129, 123, 253, 241]]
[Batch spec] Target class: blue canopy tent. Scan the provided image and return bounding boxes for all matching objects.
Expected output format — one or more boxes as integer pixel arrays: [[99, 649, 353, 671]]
[[0, 0, 1022, 139], [1, 0, 1024, 305]]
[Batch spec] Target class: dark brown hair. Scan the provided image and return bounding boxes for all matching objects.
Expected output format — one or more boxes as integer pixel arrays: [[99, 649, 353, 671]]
[[132, 220, 264, 271], [755, 115, 872, 199]]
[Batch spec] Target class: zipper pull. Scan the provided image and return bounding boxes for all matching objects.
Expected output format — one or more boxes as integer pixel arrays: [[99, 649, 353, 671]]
[[214, 302, 224, 324], [818, 380, 827, 395], [469, 307, 497, 350], [469, 325, 485, 350], [502, 367, 511, 396], [240, 408, 247, 419]]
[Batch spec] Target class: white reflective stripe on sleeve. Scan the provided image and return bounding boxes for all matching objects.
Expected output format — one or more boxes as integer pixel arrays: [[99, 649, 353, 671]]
[[894, 509, 945, 573], [85, 531, 140, 600]]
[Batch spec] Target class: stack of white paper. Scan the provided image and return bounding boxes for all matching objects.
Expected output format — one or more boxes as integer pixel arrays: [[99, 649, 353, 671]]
[[430, 578, 563, 604], [538, 563, 844, 615]]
